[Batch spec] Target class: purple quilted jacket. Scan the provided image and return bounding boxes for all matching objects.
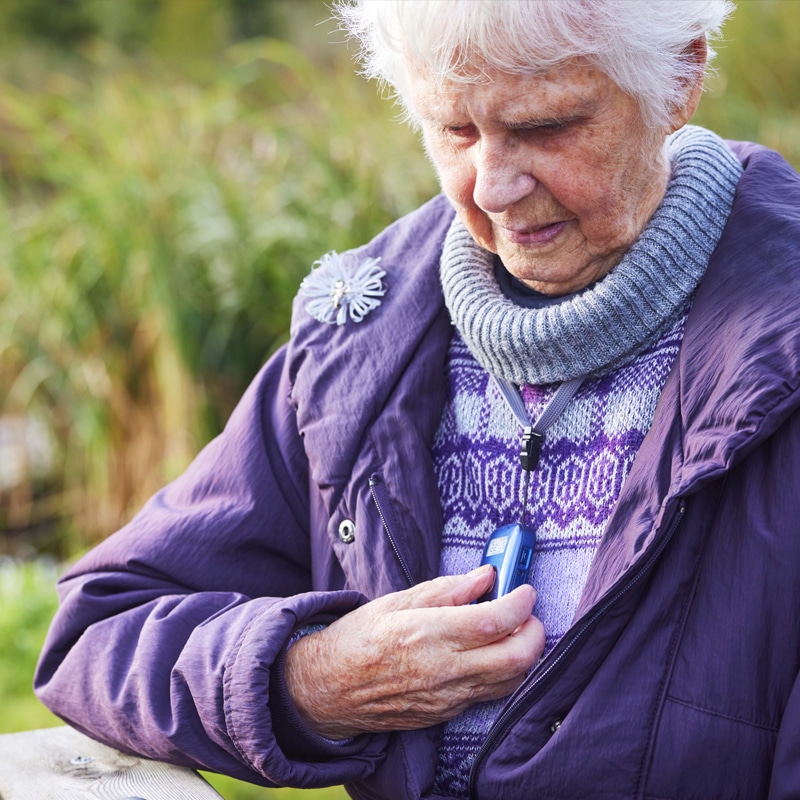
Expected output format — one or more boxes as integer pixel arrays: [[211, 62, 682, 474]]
[[36, 141, 800, 799]]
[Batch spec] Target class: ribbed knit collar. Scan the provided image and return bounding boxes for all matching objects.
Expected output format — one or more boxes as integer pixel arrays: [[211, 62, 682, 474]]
[[440, 125, 743, 385]]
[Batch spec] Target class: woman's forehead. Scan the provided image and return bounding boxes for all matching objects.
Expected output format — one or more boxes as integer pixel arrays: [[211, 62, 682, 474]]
[[407, 61, 615, 124]]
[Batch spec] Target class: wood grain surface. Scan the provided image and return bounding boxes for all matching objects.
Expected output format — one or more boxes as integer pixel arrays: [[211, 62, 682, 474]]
[[0, 726, 223, 799]]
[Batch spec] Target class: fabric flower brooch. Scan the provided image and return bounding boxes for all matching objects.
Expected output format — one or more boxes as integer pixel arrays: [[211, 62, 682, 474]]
[[300, 251, 386, 326]]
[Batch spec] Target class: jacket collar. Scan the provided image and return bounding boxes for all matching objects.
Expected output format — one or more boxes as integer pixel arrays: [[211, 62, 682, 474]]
[[287, 194, 455, 588], [288, 194, 454, 492]]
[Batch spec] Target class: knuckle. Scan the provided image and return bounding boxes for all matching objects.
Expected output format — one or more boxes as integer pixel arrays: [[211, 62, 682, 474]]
[[474, 612, 507, 641], [461, 680, 487, 706], [426, 574, 461, 599], [507, 645, 536, 674], [404, 575, 450, 606], [515, 621, 546, 662]]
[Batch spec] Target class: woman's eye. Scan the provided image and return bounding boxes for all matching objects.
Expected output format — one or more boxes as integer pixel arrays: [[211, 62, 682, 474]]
[[521, 119, 578, 140], [445, 124, 477, 139], [517, 122, 565, 138]]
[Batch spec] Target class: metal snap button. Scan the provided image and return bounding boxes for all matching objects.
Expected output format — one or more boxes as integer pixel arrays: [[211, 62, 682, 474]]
[[549, 718, 563, 734], [338, 519, 356, 543]]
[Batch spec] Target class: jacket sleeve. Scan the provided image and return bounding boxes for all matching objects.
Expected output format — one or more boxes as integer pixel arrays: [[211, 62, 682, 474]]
[[33, 346, 391, 789]]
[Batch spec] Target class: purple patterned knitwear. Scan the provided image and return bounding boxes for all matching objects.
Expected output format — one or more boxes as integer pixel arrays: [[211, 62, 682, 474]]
[[431, 319, 684, 796], [430, 126, 743, 798]]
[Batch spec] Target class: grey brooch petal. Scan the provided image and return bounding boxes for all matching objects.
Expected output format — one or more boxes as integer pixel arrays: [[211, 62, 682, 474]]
[[300, 251, 386, 326]]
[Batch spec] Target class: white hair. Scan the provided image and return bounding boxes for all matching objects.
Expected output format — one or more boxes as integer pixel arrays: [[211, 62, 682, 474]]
[[333, 0, 734, 129]]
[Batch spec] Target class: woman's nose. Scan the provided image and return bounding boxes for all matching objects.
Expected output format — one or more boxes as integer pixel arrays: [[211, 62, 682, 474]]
[[472, 138, 537, 213]]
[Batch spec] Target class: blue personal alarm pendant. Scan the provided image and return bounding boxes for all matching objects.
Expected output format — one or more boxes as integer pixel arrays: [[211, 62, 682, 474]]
[[477, 522, 537, 602], [477, 376, 583, 603]]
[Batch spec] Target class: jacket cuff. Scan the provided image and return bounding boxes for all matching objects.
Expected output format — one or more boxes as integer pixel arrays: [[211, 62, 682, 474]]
[[224, 590, 390, 788]]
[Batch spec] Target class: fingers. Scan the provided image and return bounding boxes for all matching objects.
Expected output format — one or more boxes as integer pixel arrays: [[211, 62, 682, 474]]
[[382, 565, 497, 612], [370, 568, 538, 650], [487, 613, 546, 674], [448, 583, 538, 647], [285, 579, 546, 738], [448, 613, 546, 700]]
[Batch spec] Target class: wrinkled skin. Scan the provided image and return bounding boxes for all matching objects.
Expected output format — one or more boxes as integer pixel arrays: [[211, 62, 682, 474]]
[[412, 58, 704, 295], [286, 566, 543, 738]]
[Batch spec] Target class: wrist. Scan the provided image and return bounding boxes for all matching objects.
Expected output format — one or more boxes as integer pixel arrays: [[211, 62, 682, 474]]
[[285, 629, 362, 740]]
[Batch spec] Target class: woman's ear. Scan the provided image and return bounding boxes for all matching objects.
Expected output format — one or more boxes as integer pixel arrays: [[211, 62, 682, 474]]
[[669, 36, 708, 132]]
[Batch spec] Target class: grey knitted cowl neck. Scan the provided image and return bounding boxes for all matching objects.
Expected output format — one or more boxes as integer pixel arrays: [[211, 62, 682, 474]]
[[439, 125, 743, 385]]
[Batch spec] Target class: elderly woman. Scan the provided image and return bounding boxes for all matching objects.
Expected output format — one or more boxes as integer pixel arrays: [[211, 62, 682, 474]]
[[35, 1, 800, 798]]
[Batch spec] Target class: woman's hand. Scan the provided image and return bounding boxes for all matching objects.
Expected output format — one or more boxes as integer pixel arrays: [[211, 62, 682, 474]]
[[284, 565, 545, 739]]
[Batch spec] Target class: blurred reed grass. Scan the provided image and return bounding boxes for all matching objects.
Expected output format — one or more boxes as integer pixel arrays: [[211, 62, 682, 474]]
[[0, 36, 437, 554], [0, 557, 61, 732], [695, 0, 800, 167]]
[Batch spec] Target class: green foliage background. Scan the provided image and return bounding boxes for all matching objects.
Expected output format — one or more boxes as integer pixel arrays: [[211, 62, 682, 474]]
[[0, 1, 436, 555], [0, 1, 798, 798]]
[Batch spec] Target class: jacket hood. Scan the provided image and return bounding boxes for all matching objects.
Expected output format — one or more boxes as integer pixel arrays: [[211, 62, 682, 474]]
[[676, 142, 800, 494]]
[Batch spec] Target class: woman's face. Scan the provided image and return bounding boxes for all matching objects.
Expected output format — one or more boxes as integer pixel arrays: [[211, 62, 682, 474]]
[[411, 61, 692, 295]]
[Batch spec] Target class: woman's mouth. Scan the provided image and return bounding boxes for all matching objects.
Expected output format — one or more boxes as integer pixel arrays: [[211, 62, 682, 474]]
[[502, 220, 568, 245]]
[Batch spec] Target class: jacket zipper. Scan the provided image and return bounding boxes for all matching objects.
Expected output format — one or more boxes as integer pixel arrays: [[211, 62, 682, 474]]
[[467, 499, 686, 799], [369, 474, 415, 589]]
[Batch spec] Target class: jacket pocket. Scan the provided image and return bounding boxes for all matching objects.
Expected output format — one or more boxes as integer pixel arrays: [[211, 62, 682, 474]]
[[642, 695, 777, 799]]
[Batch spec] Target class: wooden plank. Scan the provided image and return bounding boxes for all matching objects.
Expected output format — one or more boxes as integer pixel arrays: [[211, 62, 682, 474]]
[[0, 726, 223, 799]]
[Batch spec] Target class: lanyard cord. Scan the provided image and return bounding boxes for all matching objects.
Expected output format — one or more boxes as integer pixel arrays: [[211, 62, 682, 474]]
[[492, 375, 584, 526]]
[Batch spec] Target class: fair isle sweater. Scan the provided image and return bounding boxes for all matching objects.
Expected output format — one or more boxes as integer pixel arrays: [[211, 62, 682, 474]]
[[431, 126, 743, 798]]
